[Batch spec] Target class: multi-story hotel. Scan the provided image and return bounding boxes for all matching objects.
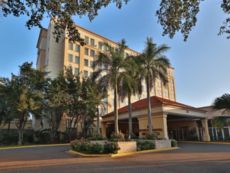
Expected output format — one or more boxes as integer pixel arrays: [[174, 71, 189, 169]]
[[36, 21, 176, 114], [35, 21, 230, 142]]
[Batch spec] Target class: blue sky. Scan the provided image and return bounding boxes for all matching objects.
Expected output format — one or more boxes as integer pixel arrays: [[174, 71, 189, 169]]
[[0, 1, 229, 107]]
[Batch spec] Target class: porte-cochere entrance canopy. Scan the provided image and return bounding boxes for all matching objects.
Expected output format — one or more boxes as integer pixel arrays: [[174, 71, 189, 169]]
[[102, 96, 211, 141]]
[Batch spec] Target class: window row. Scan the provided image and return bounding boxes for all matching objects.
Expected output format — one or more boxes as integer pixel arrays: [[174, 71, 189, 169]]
[[68, 54, 94, 68], [84, 59, 94, 67], [68, 43, 80, 52], [70, 67, 91, 78], [85, 36, 96, 47], [68, 54, 80, 64], [84, 48, 95, 57]]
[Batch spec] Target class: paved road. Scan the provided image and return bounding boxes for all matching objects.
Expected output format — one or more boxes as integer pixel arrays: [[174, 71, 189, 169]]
[[0, 143, 230, 173], [0, 145, 72, 162]]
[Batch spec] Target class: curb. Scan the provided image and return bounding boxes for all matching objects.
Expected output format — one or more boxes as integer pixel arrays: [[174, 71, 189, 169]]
[[179, 141, 230, 145], [68, 147, 179, 158], [68, 150, 111, 157], [111, 147, 179, 158], [0, 143, 70, 150]]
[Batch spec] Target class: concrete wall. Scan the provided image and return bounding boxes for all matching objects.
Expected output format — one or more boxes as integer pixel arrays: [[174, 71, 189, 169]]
[[138, 113, 168, 139]]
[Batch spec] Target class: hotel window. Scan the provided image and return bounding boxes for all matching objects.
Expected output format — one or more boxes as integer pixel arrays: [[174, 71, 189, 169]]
[[75, 44, 80, 52], [98, 42, 103, 50], [85, 36, 89, 44], [74, 68, 79, 75], [69, 43, 73, 50], [85, 48, 89, 55], [90, 49, 95, 57], [90, 38, 95, 46], [68, 54, 73, 62], [84, 70, 88, 77], [90, 61, 94, 68], [84, 59, 89, 66], [75, 56, 80, 64]]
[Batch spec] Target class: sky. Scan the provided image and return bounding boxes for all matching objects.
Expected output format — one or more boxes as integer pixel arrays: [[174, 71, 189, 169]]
[[0, 1, 229, 107]]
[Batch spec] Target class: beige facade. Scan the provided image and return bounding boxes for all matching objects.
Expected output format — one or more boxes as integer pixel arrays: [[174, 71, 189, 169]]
[[102, 96, 211, 141], [36, 21, 176, 115]]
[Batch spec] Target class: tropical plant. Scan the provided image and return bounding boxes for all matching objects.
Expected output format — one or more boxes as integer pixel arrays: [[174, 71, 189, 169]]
[[86, 78, 108, 136], [212, 117, 225, 129], [0, 78, 15, 131], [64, 67, 83, 141], [135, 37, 170, 134], [213, 94, 230, 113], [118, 57, 142, 139], [93, 39, 128, 136], [0, 62, 46, 145], [43, 72, 69, 142]]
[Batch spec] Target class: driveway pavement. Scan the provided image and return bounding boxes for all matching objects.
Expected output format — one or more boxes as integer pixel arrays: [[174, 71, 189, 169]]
[[0, 143, 230, 173]]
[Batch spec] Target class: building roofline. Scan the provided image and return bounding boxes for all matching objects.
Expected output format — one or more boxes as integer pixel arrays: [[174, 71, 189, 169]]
[[103, 96, 206, 119], [75, 24, 140, 54], [36, 28, 48, 48]]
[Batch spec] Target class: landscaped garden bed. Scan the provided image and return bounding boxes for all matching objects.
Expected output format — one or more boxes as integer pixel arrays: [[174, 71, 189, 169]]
[[70, 136, 178, 157]]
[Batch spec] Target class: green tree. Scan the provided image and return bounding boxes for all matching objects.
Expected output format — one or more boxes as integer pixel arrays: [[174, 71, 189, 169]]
[[213, 94, 230, 112], [135, 37, 170, 134], [118, 57, 142, 139], [44, 72, 68, 142], [1, 1, 230, 41], [93, 39, 128, 136], [87, 78, 108, 136], [80, 78, 98, 138], [0, 78, 15, 131], [64, 67, 83, 140], [0, 62, 46, 145]]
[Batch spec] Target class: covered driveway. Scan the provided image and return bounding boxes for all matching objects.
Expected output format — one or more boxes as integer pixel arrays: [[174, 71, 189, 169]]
[[102, 96, 210, 141]]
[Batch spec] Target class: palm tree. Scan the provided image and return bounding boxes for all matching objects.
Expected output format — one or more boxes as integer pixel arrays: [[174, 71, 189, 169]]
[[93, 39, 128, 136], [213, 94, 230, 112], [118, 57, 142, 139], [89, 80, 108, 136], [135, 37, 170, 134]]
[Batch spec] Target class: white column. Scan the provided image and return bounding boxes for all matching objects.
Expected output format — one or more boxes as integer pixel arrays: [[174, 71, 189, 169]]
[[201, 119, 210, 142], [152, 114, 169, 139], [101, 122, 107, 138], [211, 127, 215, 141], [221, 128, 225, 140], [215, 128, 218, 141]]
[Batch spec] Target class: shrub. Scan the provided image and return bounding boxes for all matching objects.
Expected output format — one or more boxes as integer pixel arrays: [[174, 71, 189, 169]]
[[137, 141, 155, 151], [88, 134, 106, 141], [34, 129, 52, 144], [0, 129, 34, 145], [144, 132, 158, 140], [110, 132, 125, 141], [71, 139, 119, 154], [0, 130, 18, 145], [90, 143, 104, 154], [103, 142, 119, 154], [171, 139, 178, 147]]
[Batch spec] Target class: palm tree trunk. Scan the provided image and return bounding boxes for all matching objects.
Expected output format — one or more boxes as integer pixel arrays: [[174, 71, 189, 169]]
[[128, 94, 132, 139], [18, 128, 23, 145], [97, 107, 100, 135], [146, 76, 153, 134], [114, 80, 119, 135]]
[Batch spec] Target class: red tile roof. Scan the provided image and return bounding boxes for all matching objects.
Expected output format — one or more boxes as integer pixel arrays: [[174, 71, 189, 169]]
[[103, 96, 205, 118]]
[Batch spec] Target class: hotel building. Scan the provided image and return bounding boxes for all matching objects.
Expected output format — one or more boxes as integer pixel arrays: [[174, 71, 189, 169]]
[[36, 21, 176, 114], [38, 21, 227, 142]]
